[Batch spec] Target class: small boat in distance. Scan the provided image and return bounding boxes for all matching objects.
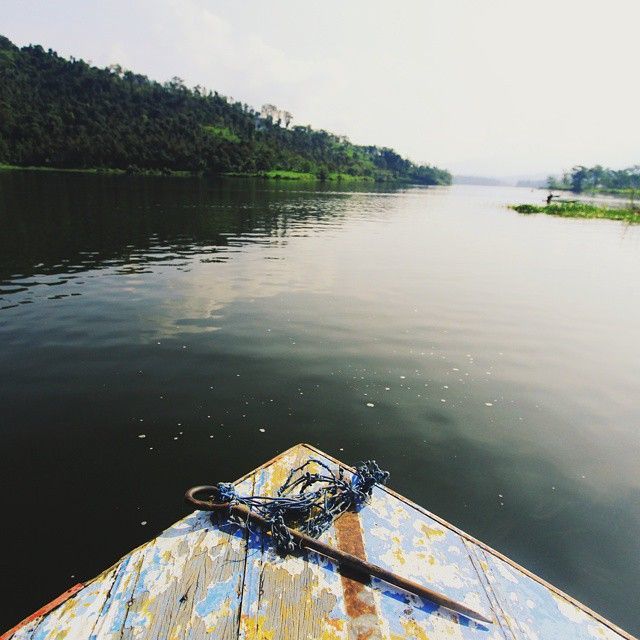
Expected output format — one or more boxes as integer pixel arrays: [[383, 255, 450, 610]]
[[2, 444, 636, 639]]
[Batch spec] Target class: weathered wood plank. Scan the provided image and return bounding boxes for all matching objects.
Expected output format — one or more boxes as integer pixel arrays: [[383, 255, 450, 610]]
[[334, 510, 384, 640], [9, 471, 257, 639], [87, 546, 149, 639], [237, 448, 350, 640], [2, 618, 41, 640], [117, 514, 247, 639], [464, 539, 517, 639], [349, 480, 504, 639], [0, 583, 84, 640], [476, 548, 624, 640], [11, 563, 121, 639]]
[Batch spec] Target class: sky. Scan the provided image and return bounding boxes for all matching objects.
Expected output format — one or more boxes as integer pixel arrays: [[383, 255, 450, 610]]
[[3, 0, 639, 176]]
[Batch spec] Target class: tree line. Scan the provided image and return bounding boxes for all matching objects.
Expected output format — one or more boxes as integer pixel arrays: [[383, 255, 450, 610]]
[[0, 36, 451, 185], [549, 165, 640, 194]]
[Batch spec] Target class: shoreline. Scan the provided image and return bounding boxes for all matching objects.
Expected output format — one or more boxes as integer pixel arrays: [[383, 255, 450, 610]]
[[545, 185, 639, 199], [0, 164, 425, 185]]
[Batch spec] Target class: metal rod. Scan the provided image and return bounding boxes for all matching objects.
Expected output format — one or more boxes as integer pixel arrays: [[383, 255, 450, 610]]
[[185, 486, 492, 624]]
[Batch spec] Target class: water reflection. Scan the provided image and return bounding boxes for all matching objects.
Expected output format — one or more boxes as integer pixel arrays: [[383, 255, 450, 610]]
[[1, 173, 392, 308]]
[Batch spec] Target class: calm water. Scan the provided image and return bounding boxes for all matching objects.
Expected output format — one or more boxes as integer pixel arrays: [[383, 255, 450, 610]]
[[1, 173, 639, 634]]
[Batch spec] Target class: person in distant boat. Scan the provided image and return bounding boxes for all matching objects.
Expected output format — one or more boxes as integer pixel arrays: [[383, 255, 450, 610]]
[[546, 193, 558, 205]]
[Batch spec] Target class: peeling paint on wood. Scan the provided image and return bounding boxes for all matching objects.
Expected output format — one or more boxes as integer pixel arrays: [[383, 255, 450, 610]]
[[237, 447, 348, 640], [4, 444, 637, 640], [335, 510, 383, 640], [0, 584, 84, 640]]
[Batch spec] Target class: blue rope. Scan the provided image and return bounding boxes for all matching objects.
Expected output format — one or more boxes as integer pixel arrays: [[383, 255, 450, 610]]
[[216, 459, 389, 553]]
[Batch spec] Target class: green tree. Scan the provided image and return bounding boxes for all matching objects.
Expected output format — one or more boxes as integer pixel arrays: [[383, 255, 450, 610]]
[[0, 35, 451, 185]]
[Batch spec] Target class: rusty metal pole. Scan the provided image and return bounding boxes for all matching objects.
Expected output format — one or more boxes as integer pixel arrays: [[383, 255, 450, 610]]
[[185, 486, 492, 625]]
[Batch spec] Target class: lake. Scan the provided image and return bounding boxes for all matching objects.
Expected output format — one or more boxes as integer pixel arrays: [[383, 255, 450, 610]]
[[1, 172, 639, 635]]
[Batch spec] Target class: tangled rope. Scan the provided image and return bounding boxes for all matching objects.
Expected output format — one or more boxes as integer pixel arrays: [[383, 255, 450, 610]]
[[214, 459, 389, 553]]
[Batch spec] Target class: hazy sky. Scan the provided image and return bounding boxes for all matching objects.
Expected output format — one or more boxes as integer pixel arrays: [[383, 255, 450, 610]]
[[4, 0, 639, 176]]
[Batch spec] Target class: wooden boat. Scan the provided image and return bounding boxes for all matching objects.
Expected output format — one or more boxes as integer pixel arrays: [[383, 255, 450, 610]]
[[3, 443, 636, 640]]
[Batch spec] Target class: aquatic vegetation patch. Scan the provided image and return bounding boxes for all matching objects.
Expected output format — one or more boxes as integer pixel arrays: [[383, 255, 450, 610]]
[[510, 202, 640, 223]]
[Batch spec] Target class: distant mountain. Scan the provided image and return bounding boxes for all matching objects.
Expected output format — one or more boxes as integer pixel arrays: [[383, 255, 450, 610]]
[[454, 174, 548, 188], [0, 35, 450, 184], [453, 175, 508, 186], [515, 178, 547, 188]]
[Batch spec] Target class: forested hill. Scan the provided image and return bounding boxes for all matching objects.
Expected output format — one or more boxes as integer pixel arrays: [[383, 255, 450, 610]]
[[0, 36, 451, 184]]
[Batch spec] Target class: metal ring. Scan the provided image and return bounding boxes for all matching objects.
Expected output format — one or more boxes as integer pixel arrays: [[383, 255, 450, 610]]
[[184, 485, 231, 510]]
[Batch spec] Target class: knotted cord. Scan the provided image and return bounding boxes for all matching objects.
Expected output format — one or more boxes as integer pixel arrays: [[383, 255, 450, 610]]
[[214, 458, 389, 553]]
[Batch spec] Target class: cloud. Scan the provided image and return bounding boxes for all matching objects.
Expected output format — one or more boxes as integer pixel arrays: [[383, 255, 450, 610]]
[[149, 0, 346, 128], [4, 0, 640, 174]]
